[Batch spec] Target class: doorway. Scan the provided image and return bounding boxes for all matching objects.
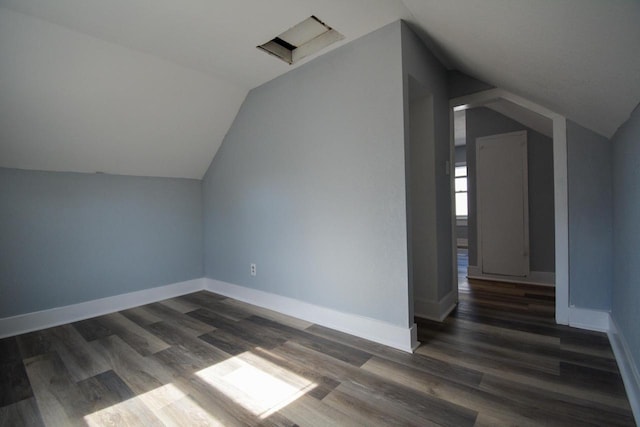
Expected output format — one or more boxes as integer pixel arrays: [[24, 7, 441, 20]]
[[450, 90, 567, 323]]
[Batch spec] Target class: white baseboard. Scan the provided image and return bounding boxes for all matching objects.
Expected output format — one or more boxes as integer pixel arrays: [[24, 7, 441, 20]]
[[608, 315, 640, 425], [0, 276, 418, 353], [467, 265, 555, 286], [414, 290, 458, 322], [204, 278, 417, 353], [567, 307, 610, 332], [0, 278, 205, 339]]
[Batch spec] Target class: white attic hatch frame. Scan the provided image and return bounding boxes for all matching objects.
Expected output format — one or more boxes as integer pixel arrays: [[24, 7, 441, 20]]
[[258, 16, 344, 65]]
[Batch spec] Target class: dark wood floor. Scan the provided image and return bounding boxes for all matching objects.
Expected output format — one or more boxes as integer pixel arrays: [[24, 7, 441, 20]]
[[0, 278, 635, 425]]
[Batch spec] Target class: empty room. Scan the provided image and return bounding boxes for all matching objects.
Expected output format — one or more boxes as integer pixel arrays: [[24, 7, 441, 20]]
[[1, 1, 638, 426]]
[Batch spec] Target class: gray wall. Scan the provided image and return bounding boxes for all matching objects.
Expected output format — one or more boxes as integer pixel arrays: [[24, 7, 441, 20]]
[[454, 145, 467, 164], [567, 121, 612, 310], [402, 23, 452, 303], [406, 84, 437, 311], [447, 70, 494, 99], [202, 22, 411, 327], [466, 107, 555, 273], [612, 103, 640, 378], [0, 168, 203, 318]]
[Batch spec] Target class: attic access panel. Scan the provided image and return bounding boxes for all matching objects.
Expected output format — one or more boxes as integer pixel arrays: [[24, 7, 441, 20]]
[[258, 16, 344, 65]]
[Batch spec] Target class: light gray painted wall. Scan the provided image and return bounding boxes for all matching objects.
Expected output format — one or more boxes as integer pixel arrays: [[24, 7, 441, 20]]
[[402, 23, 452, 302], [202, 22, 410, 327], [466, 107, 555, 273], [447, 70, 494, 100], [456, 224, 468, 241], [0, 168, 203, 318], [407, 81, 437, 309], [612, 103, 640, 375], [567, 120, 612, 310], [454, 146, 467, 164]]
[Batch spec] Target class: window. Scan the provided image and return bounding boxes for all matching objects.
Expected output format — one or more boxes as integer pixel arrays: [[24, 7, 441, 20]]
[[455, 164, 468, 217]]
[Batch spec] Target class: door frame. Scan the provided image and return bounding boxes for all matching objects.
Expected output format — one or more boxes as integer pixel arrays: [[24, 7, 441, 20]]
[[449, 88, 569, 325]]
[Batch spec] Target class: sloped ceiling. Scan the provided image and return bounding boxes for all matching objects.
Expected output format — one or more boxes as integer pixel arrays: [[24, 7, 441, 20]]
[[0, 0, 411, 178], [402, 0, 640, 138], [0, 0, 638, 179]]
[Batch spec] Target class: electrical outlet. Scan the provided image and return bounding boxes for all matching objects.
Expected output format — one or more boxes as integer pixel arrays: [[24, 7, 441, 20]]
[[250, 263, 256, 276]]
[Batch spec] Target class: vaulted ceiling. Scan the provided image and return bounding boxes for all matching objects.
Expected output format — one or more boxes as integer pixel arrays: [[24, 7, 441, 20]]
[[1, 0, 638, 178], [403, 0, 640, 138]]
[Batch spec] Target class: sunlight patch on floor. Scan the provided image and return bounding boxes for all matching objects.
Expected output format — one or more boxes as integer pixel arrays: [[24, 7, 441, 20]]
[[196, 350, 317, 419], [84, 383, 225, 426]]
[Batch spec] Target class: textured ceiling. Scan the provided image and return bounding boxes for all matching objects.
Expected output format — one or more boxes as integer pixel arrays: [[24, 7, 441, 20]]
[[0, 0, 638, 178]]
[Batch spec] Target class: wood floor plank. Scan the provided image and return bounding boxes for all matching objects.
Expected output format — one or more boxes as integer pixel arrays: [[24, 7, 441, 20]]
[[0, 336, 32, 406], [199, 327, 255, 356], [72, 316, 113, 342], [142, 321, 229, 366], [362, 356, 556, 427], [276, 394, 358, 427], [16, 330, 53, 360], [0, 360, 33, 407], [82, 395, 164, 427], [306, 323, 485, 388], [90, 335, 173, 396], [250, 346, 341, 401], [305, 323, 407, 358], [177, 290, 227, 306], [560, 336, 616, 360], [220, 298, 314, 330], [23, 352, 88, 426], [198, 313, 289, 350], [99, 312, 171, 356], [0, 337, 22, 363], [420, 316, 619, 373], [479, 374, 635, 426], [176, 292, 249, 321], [171, 375, 270, 427], [48, 324, 111, 382], [418, 326, 561, 376], [0, 397, 45, 427], [142, 302, 215, 336], [273, 341, 477, 427], [340, 378, 476, 427], [133, 382, 188, 413], [75, 370, 136, 418], [151, 345, 212, 377], [451, 307, 560, 337], [154, 395, 227, 427], [437, 315, 561, 346], [1, 285, 635, 426], [247, 316, 373, 367], [558, 360, 628, 397], [322, 385, 432, 427], [415, 330, 632, 410], [158, 297, 202, 314], [120, 306, 164, 326]]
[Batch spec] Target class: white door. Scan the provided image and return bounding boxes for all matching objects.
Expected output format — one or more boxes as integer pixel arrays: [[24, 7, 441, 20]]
[[476, 131, 529, 277]]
